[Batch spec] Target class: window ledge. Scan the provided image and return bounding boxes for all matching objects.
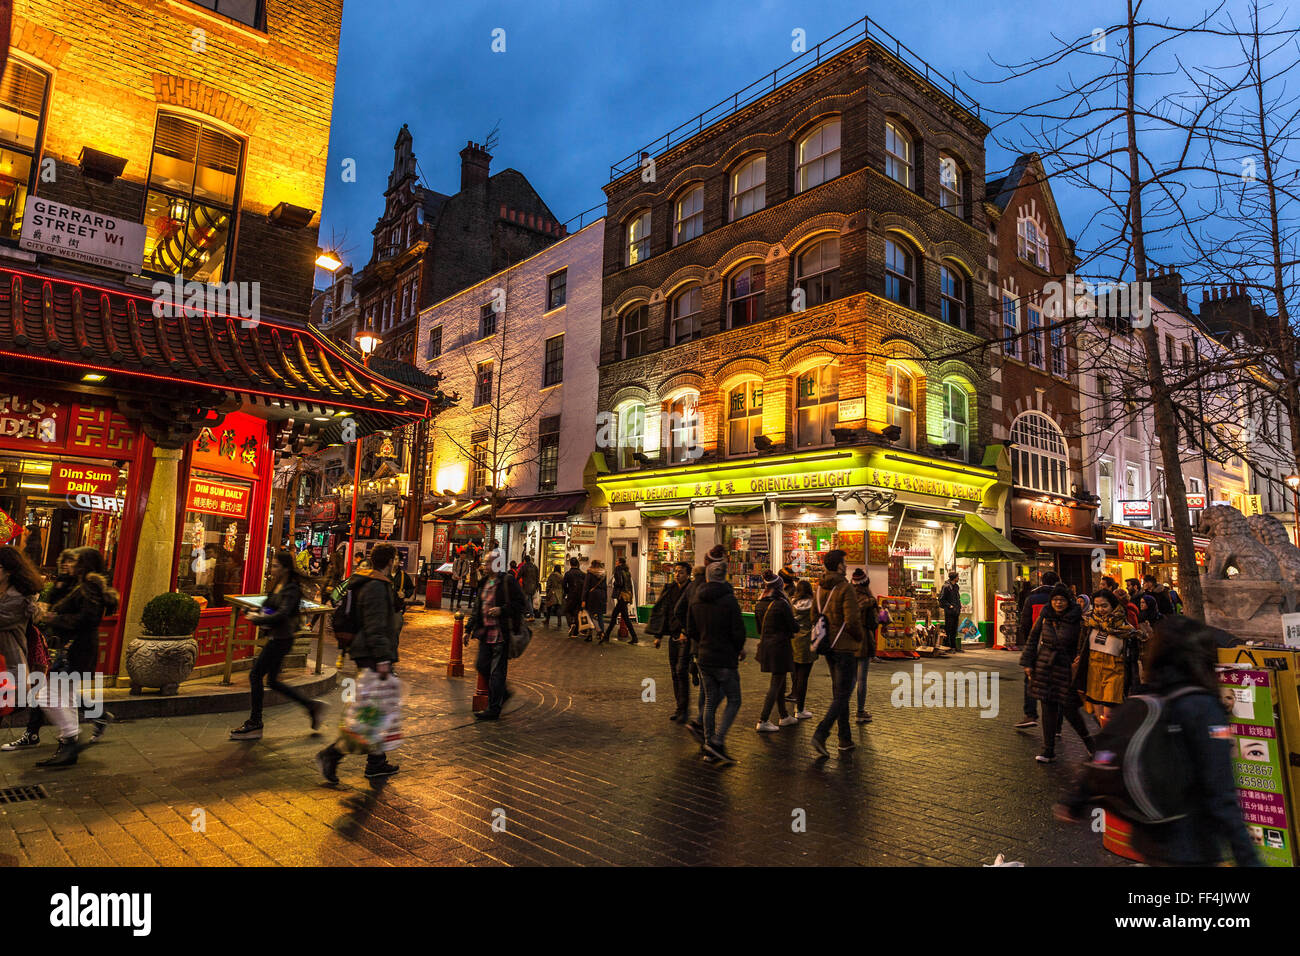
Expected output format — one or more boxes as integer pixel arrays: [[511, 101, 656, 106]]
[[164, 0, 270, 42], [540, 382, 562, 393], [544, 305, 566, 316]]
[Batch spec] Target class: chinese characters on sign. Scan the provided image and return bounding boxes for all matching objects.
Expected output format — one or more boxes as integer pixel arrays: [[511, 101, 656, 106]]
[[19, 197, 147, 272], [186, 477, 250, 518]]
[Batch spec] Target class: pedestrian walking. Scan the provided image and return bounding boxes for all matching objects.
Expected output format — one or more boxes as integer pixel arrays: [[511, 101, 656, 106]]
[[582, 559, 608, 642], [1142, 574, 1175, 617], [1013, 570, 1059, 730], [754, 571, 797, 732], [810, 550, 863, 759], [390, 558, 415, 644], [790, 579, 815, 719], [676, 566, 708, 739], [937, 570, 962, 652], [1113, 585, 1140, 627], [231, 550, 325, 740], [315, 544, 402, 782], [0, 546, 43, 752], [603, 556, 638, 644], [687, 546, 746, 764], [851, 568, 877, 723], [649, 561, 692, 721], [1073, 588, 1140, 725], [1055, 615, 1260, 866], [1020, 584, 1094, 764], [543, 564, 563, 628], [468, 561, 526, 720], [28, 547, 118, 767], [518, 554, 541, 621], [562, 557, 585, 635]]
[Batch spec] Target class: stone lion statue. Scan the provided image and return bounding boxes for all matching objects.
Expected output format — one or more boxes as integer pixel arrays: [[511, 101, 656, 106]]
[[1247, 513, 1300, 614]]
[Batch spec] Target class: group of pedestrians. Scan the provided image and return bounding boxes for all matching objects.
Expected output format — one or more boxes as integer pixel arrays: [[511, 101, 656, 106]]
[[552, 555, 640, 644], [640, 547, 880, 765], [0, 545, 118, 767]]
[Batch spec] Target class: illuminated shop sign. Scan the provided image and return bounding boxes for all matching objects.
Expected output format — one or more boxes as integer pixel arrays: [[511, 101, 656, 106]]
[[605, 465, 985, 504]]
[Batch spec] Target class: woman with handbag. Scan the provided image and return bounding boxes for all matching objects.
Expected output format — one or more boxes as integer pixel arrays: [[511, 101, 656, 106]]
[[602, 557, 638, 644], [789, 580, 816, 719], [28, 547, 119, 766], [1072, 589, 1139, 725], [1019, 584, 1094, 764], [754, 572, 798, 732], [0, 545, 45, 748]]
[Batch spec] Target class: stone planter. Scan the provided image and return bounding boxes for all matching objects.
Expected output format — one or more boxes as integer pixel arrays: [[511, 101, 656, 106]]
[[126, 634, 199, 695]]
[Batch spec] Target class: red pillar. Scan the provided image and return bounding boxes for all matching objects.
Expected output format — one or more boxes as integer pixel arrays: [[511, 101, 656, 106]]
[[447, 611, 464, 677]]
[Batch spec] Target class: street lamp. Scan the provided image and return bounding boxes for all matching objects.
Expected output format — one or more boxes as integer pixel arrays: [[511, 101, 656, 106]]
[[1286, 474, 1300, 546], [315, 249, 342, 272], [345, 327, 382, 575]]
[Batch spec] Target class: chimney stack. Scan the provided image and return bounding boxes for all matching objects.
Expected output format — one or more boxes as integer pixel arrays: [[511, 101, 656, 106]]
[[460, 140, 492, 191]]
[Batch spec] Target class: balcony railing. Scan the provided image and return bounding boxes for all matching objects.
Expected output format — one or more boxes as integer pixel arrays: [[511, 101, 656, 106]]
[[609, 15, 981, 182]]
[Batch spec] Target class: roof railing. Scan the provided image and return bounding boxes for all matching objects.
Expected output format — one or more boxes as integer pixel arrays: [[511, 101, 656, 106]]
[[608, 15, 981, 182]]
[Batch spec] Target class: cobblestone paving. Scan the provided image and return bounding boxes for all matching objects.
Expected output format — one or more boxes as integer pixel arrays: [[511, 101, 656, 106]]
[[0, 609, 1121, 866]]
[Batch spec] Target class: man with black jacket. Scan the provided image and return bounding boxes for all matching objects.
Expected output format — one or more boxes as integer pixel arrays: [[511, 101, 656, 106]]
[[1014, 570, 1059, 729], [674, 566, 707, 739], [649, 561, 692, 722], [938, 571, 962, 652], [604, 556, 638, 644], [562, 558, 585, 636], [687, 547, 747, 765], [468, 563, 527, 720]]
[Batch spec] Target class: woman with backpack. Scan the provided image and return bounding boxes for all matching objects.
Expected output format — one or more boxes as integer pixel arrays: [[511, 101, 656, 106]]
[[1055, 615, 1260, 867], [1072, 589, 1139, 725], [28, 547, 118, 766], [789, 579, 816, 720], [754, 572, 798, 732], [231, 550, 325, 740], [1021, 584, 1094, 764]]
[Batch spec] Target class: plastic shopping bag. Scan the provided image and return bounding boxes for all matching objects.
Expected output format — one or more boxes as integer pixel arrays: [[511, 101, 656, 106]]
[[338, 670, 403, 755], [577, 610, 594, 635]]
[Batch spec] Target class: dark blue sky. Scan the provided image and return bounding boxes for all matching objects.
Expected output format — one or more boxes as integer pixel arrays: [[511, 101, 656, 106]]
[[319, 0, 1238, 282]]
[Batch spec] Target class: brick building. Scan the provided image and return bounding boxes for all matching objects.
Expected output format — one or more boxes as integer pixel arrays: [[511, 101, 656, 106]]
[[345, 125, 564, 363], [983, 152, 1098, 590], [589, 21, 1018, 634]]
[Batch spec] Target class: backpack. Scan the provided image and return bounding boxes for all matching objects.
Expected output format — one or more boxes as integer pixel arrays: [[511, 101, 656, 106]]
[[1081, 686, 1207, 824], [330, 577, 369, 649], [809, 585, 847, 656]]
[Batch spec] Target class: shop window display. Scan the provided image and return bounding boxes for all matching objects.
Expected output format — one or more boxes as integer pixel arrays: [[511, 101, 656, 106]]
[[784, 518, 836, 589], [176, 471, 254, 608], [647, 524, 694, 598], [722, 520, 769, 612]]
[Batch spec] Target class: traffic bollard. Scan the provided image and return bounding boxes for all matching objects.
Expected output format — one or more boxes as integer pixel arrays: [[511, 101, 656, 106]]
[[447, 611, 465, 677], [472, 670, 490, 712]]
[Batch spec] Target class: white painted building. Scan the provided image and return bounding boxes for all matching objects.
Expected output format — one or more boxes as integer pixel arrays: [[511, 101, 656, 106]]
[[414, 219, 605, 573]]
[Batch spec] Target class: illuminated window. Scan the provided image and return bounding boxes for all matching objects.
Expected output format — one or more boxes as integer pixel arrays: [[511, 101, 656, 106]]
[[885, 365, 915, 450], [795, 365, 838, 448], [727, 263, 765, 328], [939, 153, 962, 217], [143, 113, 243, 281], [626, 210, 650, 265], [674, 185, 704, 245], [727, 382, 763, 456], [797, 118, 841, 192], [730, 154, 766, 220], [0, 61, 49, 242], [664, 393, 700, 464], [942, 381, 970, 460], [616, 401, 645, 470]]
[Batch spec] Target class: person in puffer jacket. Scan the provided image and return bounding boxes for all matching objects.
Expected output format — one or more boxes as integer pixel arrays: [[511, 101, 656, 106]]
[[1020, 584, 1094, 763], [810, 549, 862, 760]]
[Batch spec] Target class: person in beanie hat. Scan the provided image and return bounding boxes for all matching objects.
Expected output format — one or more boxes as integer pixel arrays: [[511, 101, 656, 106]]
[[938, 570, 962, 652], [754, 570, 797, 731], [649, 560, 693, 721], [687, 551, 747, 764], [850, 568, 877, 723], [811, 550, 863, 758], [1020, 583, 1093, 763]]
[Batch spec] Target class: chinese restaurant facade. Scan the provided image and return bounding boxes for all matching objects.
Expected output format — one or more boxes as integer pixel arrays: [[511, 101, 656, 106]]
[[593, 443, 1017, 635], [1008, 492, 1105, 593]]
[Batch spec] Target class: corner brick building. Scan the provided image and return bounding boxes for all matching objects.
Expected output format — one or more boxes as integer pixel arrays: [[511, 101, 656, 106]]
[[589, 21, 1018, 636]]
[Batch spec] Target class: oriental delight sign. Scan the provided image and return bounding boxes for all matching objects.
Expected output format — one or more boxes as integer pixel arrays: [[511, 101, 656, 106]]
[[186, 476, 250, 518], [606, 466, 985, 505]]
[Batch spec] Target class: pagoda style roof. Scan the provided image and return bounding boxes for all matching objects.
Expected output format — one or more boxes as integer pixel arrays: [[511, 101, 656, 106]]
[[0, 266, 444, 420]]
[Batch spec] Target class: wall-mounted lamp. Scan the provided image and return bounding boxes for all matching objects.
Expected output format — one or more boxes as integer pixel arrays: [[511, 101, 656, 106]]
[[315, 249, 342, 271], [78, 147, 127, 184], [268, 202, 316, 229]]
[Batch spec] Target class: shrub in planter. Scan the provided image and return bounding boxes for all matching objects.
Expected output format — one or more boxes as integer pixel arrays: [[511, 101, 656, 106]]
[[141, 592, 200, 637]]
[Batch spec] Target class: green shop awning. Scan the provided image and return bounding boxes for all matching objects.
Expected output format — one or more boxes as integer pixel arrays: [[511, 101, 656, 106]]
[[641, 506, 689, 518], [714, 502, 763, 515], [954, 514, 1026, 560]]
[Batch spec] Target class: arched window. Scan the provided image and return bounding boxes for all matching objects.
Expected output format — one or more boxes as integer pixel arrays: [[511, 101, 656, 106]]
[[884, 120, 913, 188], [727, 381, 763, 457], [664, 392, 700, 464], [674, 184, 704, 245], [1010, 411, 1069, 494], [730, 154, 766, 220], [144, 112, 244, 281], [626, 209, 651, 265], [796, 237, 839, 308], [940, 264, 966, 328], [670, 284, 703, 344], [938, 153, 962, 217], [615, 400, 646, 470], [619, 304, 648, 359], [727, 262, 765, 328], [795, 364, 839, 448], [797, 118, 841, 192], [941, 380, 970, 460], [885, 364, 915, 450], [884, 237, 915, 307]]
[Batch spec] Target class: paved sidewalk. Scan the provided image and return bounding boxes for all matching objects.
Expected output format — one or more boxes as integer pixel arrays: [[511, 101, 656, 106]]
[[0, 608, 1121, 866]]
